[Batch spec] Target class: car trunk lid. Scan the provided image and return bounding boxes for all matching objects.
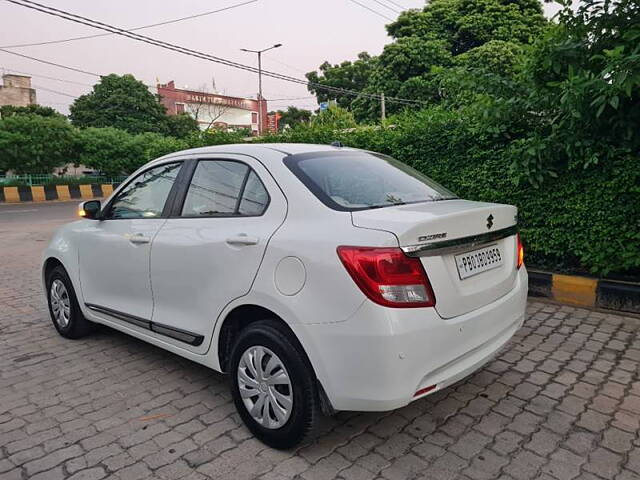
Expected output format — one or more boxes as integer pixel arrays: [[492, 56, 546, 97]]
[[351, 199, 519, 318]]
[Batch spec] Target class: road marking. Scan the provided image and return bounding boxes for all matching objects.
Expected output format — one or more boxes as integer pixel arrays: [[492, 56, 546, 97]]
[[0, 209, 39, 214]]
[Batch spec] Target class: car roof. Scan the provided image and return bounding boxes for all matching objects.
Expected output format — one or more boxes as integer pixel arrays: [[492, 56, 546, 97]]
[[156, 143, 360, 163]]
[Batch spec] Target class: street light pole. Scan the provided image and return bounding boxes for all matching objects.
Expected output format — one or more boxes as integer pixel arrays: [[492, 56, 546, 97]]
[[241, 43, 282, 135], [258, 50, 262, 129]]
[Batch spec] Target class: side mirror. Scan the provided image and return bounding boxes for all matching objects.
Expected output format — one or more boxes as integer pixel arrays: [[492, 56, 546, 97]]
[[78, 200, 101, 220]]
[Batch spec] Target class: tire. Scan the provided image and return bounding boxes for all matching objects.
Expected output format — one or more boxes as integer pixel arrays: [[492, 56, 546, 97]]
[[229, 319, 320, 449], [46, 265, 93, 339]]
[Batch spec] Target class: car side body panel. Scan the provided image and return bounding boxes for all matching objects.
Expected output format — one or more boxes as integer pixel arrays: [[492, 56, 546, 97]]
[[149, 153, 289, 354]]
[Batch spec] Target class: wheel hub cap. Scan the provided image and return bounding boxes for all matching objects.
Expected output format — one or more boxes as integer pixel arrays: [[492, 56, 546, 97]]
[[237, 346, 293, 429], [50, 279, 71, 328]]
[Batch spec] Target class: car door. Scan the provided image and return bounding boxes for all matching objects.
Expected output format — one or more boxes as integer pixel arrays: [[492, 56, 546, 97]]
[[79, 161, 183, 322], [149, 155, 287, 354]]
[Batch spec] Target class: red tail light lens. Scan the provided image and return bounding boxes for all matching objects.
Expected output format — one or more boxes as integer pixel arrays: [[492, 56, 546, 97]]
[[516, 233, 524, 269], [337, 246, 436, 308]]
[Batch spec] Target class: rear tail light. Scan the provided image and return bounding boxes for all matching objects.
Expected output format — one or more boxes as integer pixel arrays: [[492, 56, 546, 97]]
[[516, 233, 524, 269], [337, 246, 436, 308]]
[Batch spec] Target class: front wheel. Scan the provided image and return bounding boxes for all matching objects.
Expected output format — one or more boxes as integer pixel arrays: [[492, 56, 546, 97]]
[[46, 265, 93, 339], [229, 320, 320, 449]]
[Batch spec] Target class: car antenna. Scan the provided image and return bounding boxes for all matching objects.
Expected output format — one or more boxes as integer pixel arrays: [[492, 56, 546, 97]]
[[330, 141, 343, 148]]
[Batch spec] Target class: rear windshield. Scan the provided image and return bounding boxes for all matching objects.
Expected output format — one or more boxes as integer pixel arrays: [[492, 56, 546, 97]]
[[283, 151, 457, 211]]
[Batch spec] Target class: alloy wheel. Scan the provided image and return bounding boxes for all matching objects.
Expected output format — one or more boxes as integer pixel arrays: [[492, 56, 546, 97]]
[[237, 345, 293, 429], [50, 279, 71, 328]]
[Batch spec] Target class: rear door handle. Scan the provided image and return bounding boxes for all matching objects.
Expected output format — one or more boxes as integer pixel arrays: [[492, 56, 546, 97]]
[[129, 233, 150, 245], [226, 234, 259, 246]]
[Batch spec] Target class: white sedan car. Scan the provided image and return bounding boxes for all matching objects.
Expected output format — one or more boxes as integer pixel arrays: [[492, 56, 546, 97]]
[[43, 143, 527, 448]]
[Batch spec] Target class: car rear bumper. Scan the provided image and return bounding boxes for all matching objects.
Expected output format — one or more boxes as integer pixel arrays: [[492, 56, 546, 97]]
[[292, 267, 528, 411]]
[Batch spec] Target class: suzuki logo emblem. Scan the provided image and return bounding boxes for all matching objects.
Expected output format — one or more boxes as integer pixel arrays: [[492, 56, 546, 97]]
[[487, 214, 494, 229]]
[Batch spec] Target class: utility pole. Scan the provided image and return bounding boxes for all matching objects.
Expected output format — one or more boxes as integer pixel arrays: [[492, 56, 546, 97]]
[[381, 93, 386, 123], [241, 43, 282, 135]]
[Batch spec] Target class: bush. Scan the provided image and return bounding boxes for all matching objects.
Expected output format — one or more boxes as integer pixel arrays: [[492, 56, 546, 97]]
[[75, 127, 247, 176], [0, 175, 127, 187], [77, 128, 191, 175], [0, 114, 78, 174], [77, 127, 142, 176], [191, 129, 247, 147]]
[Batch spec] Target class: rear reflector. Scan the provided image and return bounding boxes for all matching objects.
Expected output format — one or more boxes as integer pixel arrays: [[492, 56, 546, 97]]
[[337, 246, 435, 308], [414, 385, 437, 397], [516, 233, 524, 269]]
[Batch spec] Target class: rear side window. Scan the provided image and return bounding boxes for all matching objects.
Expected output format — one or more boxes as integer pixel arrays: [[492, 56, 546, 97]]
[[284, 151, 456, 211], [181, 160, 269, 217], [239, 171, 269, 216]]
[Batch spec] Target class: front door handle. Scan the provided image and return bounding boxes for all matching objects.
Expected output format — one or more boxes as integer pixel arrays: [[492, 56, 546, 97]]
[[129, 233, 150, 245], [226, 234, 259, 246]]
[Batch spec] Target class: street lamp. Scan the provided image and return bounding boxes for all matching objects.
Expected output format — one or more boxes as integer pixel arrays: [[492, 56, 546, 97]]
[[241, 43, 282, 135]]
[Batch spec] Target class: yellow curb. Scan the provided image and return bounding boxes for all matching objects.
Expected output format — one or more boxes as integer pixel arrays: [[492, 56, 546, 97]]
[[552, 274, 597, 307], [3, 186, 20, 203], [31, 186, 46, 202], [79, 184, 93, 199], [101, 184, 114, 197], [56, 185, 71, 201]]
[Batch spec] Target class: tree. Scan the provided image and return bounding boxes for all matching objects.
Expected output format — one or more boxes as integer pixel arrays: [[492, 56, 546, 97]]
[[76, 128, 190, 175], [76, 127, 140, 175], [496, 0, 640, 184], [306, 52, 376, 110], [311, 106, 357, 129], [275, 106, 312, 130], [0, 115, 77, 174], [164, 113, 200, 138], [308, 0, 547, 121], [70, 74, 168, 135], [387, 0, 546, 54], [454, 40, 525, 75], [0, 104, 64, 119]]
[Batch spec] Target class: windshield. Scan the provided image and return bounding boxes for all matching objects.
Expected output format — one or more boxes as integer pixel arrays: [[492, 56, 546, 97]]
[[284, 151, 457, 211]]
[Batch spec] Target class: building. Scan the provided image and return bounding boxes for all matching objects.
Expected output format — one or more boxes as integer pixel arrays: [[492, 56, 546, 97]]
[[157, 80, 278, 135], [0, 74, 37, 107]]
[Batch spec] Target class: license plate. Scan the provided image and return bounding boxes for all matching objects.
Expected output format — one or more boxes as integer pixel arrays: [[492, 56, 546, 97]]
[[455, 244, 503, 280]]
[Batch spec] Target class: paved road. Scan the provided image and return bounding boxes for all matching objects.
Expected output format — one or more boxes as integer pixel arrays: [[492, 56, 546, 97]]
[[1, 202, 640, 480], [0, 200, 79, 225]]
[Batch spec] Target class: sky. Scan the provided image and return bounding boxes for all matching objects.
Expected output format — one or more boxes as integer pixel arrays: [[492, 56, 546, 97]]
[[0, 0, 563, 114]]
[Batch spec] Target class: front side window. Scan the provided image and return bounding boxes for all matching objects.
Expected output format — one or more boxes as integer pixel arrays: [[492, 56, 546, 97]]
[[106, 162, 181, 219], [284, 151, 457, 211], [181, 160, 269, 217]]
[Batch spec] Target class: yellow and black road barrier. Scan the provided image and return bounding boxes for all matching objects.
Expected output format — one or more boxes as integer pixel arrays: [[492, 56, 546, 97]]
[[0, 184, 118, 203], [529, 270, 640, 315]]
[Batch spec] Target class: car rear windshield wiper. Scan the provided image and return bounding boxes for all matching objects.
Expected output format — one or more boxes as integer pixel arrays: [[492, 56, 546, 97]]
[[432, 196, 458, 202], [361, 198, 457, 210]]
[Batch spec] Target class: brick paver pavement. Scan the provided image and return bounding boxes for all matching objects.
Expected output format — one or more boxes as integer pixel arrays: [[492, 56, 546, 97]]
[[1, 209, 639, 480]]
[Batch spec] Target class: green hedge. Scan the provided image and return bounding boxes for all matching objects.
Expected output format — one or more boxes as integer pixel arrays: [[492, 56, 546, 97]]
[[260, 109, 640, 279]]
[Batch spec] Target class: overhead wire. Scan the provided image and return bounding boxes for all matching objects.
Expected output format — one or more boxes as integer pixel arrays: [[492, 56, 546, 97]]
[[0, 48, 161, 91], [368, 0, 401, 14], [4, 0, 425, 106], [378, 0, 408, 11], [1, 66, 94, 86], [32, 83, 79, 98], [0, 0, 259, 48], [0, 47, 100, 77], [346, 0, 394, 21]]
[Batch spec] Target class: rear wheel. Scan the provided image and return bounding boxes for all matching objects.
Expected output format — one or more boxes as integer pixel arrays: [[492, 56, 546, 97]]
[[229, 320, 320, 449], [46, 265, 92, 339]]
